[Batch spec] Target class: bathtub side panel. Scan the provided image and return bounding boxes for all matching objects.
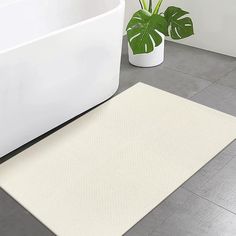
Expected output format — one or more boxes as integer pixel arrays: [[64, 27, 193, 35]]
[[0, 4, 125, 157]]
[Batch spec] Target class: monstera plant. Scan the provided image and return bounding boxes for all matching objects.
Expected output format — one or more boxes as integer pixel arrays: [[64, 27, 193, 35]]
[[126, 0, 194, 67]]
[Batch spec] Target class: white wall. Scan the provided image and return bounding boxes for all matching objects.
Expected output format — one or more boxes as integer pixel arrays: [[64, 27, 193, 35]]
[[125, 0, 236, 57]]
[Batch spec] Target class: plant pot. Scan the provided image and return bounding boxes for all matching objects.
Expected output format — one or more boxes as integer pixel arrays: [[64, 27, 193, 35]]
[[128, 32, 165, 68]]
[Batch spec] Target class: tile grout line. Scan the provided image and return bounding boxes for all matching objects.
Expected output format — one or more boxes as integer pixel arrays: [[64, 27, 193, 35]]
[[149, 64, 217, 99], [162, 65, 214, 82], [200, 157, 235, 187], [163, 62, 236, 85], [187, 69, 236, 99], [189, 80, 236, 101], [182, 186, 236, 216], [161, 65, 217, 99], [189, 82, 214, 99], [215, 67, 236, 83]]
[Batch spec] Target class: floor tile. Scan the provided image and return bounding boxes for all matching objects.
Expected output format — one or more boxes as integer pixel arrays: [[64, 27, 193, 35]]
[[184, 156, 236, 214], [164, 41, 236, 82], [223, 140, 236, 156], [0, 188, 54, 236], [183, 151, 234, 195], [118, 67, 211, 98], [125, 188, 236, 236], [123, 212, 157, 236], [191, 84, 236, 116], [218, 69, 236, 90], [119, 41, 211, 98]]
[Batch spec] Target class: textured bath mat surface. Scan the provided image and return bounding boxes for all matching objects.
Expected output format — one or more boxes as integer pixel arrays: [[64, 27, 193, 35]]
[[0, 83, 236, 236]]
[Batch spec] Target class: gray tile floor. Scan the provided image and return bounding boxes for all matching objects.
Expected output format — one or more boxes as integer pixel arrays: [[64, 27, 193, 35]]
[[1, 37, 236, 236]]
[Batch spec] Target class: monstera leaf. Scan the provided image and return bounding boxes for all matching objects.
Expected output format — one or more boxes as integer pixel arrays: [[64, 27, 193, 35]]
[[126, 10, 168, 54], [164, 6, 194, 40]]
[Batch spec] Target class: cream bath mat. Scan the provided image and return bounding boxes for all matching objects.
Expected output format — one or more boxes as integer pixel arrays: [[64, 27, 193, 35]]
[[0, 83, 236, 236]]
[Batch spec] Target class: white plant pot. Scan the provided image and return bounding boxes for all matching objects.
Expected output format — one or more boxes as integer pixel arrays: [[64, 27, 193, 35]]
[[128, 33, 165, 68]]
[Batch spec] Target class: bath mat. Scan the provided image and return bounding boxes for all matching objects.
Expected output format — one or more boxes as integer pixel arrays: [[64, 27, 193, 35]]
[[0, 83, 236, 236]]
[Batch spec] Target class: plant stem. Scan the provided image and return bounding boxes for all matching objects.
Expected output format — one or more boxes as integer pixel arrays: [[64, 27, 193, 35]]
[[141, 0, 148, 10], [138, 0, 143, 9], [153, 0, 164, 14], [148, 0, 152, 13]]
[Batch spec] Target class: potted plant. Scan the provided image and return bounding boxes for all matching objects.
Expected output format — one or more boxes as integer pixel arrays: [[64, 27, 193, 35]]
[[126, 0, 194, 67]]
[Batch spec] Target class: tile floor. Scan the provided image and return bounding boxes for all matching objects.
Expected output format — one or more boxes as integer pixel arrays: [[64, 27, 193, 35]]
[[0, 37, 236, 236]]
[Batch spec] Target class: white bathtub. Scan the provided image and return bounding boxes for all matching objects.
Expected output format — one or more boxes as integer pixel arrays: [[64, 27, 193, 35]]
[[0, 0, 125, 157]]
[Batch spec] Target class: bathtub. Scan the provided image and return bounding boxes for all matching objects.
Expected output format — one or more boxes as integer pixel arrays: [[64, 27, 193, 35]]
[[0, 0, 125, 157]]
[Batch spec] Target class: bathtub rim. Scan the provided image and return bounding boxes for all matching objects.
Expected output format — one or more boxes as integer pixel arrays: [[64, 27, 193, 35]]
[[0, 0, 125, 55]]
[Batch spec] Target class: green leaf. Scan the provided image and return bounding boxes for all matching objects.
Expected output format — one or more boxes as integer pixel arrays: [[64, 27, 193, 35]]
[[164, 6, 194, 40], [126, 10, 168, 54]]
